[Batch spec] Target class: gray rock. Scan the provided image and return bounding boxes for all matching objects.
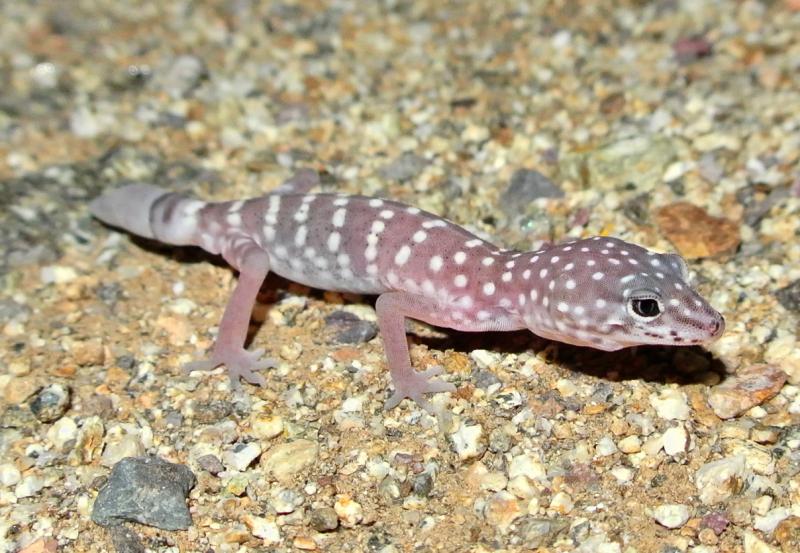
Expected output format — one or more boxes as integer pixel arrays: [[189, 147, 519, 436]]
[[379, 152, 427, 182], [412, 471, 434, 497], [158, 55, 207, 99], [91, 456, 196, 530], [29, 384, 71, 423], [500, 169, 564, 218], [196, 454, 224, 476], [776, 280, 800, 313], [309, 507, 339, 532], [108, 525, 145, 553], [324, 310, 378, 344], [513, 516, 569, 548]]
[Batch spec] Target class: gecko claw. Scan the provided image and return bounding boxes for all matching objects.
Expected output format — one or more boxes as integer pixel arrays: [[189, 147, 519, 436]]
[[184, 347, 276, 389], [384, 365, 456, 413]]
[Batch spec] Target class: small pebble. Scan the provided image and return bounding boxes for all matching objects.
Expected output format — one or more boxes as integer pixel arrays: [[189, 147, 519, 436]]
[[249, 413, 285, 440], [0, 463, 22, 488], [243, 514, 281, 545], [450, 421, 485, 461], [29, 384, 71, 423], [196, 454, 224, 475], [484, 491, 523, 532], [695, 455, 748, 505], [309, 507, 339, 532], [222, 442, 262, 472], [662, 425, 689, 456], [653, 504, 690, 529], [334, 495, 363, 527], [650, 388, 690, 421]]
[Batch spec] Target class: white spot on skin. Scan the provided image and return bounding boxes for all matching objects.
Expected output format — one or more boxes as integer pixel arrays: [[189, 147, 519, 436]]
[[327, 232, 341, 252], [226, 212, 242, 226], [539, 268, 548, 279], [592, 272, 604, 280], [454, 251, 467, 265], [422, 219, 447, 229], [413, 230, 427, 243], [601, 249, 609, 255], [477, 310, 491, 321], [380, 209, 394, 219], [395, 245, 411, 266], [595, 298, 606, 309], [406, 207, 420, 215], [518, 294, 526, 306], [562, 246, 572, 252], [482, 257, 495, 266], [574, 306, 585, 316], [387, 271, 400, 286], [651, 259, 661, 267], [465, 239, 482, 248], [337, 253, 350, 266], [564, 263, 574, 271], [587, 259, 596, 267], [367, 264, 378, 275], [530, 255, 540, 263], [294, 226, 307, 247], [557, 302, 569, 313], [675, 282, 683, 290], [333, 197, 349, 206], [523, 269, 531, 280], [543, 297, 549, 307], [669, 298, 680, 306], [459, 296, 473, 309], [628, 259, 639, 265], [620, 274, 635, 284], [550, 256, 560, 263], [371, 220, 386, 234], [369, 199, 384, 208], [609, 258, 620, 265], [620, 250, 630, 256], [454, 274, 468, 287], [365, 245, 377, 261], [565, 279, 576, 289], [530, 289, 538, 301], [429, 255, 443, 272], [505, 260, 515, 268], [483, 282, 496, 296], [499, 298, 512, 308], [275, 245, 288, 258], [581, 247, 589, 253], [332, 208, 347, 228], [502, 272, 512, 282], [548, 280, 555, 291], [263, 226, 275, 241], [422, 280, 436, 295]]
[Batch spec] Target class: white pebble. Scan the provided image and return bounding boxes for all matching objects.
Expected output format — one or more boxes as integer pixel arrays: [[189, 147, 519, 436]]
[[653, 504, 690, 528]]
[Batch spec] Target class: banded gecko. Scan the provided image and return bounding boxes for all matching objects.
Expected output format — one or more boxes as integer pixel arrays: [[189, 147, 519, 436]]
[[90, 169, 725, 411]]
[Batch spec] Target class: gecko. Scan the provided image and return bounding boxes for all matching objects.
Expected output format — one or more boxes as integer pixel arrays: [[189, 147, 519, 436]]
[[90, 169, 725, 412]]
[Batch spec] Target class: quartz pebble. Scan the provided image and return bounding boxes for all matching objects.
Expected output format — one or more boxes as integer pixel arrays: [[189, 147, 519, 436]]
[[653, 504, 691, 529], [243, 514, 281, 545], [662, 424, 690, 456], [650, 389, 690, 421], [261, 440, 318, 482], [222, 442, 262, 472], [695, 455, 748, 505], [451, 421, 485, 461]]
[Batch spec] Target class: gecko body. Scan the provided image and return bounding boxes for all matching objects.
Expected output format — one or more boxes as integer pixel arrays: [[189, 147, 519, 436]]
[[91, 170, 725, 411]]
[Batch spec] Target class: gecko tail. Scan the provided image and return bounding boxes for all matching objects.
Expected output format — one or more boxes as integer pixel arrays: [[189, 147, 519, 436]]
[[89, 183, 171, 240]]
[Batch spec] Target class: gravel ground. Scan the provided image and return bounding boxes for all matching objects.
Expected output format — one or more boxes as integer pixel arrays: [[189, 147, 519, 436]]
[[1, 1, 800, 552]]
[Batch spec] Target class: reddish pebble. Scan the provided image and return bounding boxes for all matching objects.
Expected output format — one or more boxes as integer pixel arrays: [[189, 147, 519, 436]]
[[707, 365, 787, 419]]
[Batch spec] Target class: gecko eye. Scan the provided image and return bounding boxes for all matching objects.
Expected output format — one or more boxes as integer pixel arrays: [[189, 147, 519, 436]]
[[629, 297, 662, 319]]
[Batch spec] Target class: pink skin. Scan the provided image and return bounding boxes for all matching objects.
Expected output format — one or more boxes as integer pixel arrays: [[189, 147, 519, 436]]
[[90, 170, 725, 412]]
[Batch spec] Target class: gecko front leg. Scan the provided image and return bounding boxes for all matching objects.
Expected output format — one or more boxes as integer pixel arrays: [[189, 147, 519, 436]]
[[375, 291, 457, 412], [185, 243, 276, 388]]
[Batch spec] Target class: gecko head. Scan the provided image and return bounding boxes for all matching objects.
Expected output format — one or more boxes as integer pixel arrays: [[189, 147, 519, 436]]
[[522, 237, 725, 351]]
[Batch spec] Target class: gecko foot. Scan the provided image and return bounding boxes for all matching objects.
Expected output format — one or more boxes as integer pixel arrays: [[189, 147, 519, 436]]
[[384, 365, 456, 413], [184, 347, 277, 389]]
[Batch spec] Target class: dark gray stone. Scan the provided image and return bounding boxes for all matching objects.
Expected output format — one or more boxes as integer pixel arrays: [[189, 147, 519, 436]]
[[379, 152, 427, 182], [324, 310, 378, 344], [500, 169, 564, 218], [29, 384, 71, 423], [309, 507, 339, 532], [776, 280, 800, 313], [512, 516, 568, 548], [91, 456, 196, 531], [412, 471, 434, 497], [108, 525, 145, 553]]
